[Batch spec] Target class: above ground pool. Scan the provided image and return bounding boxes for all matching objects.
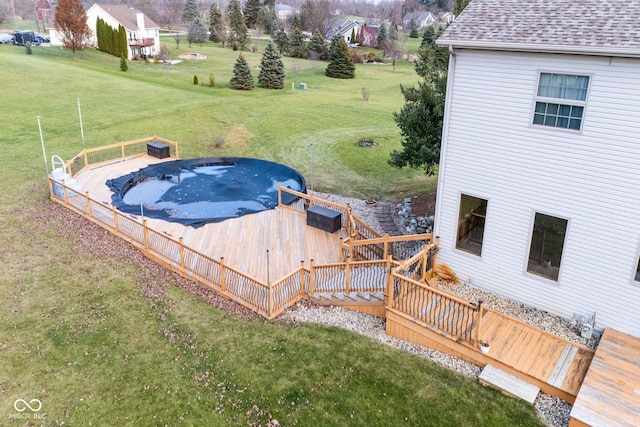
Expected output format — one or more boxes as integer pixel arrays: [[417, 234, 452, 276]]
[[107, 157, 306, 227]]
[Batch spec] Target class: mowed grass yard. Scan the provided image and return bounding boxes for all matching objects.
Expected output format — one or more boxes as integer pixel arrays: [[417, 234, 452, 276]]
[[0, 41, 543, 426]]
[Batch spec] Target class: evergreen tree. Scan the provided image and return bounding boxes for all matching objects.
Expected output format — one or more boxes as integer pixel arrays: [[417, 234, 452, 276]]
[[273, 28, 290, 55], [421, 26, 436, 49], [182, 0, 199, 24], [258, 41, 285, 89], [229, 54, 254, 90], [308, 30, 327, 60], [228, 0, 250, 51], [120, 56, 128, 72], [243, 0, 263, 29], [119, 24, 127, 58], [53, 0, 91, 58], [454, 0, 471, 16], [350, 27, 356, 45], [389, 28, 449, 175], [325, 36, 355, 79], [187, 18, 207, 47], [377, 22, 388, 47], [289, 26, 306, 58], [389, 23, 398, 41], [409, 24, 419, 39], [208, 3, 222, 42]]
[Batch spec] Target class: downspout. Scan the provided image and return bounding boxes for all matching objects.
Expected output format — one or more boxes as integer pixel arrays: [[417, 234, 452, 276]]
[[433, 45, 456, 239]]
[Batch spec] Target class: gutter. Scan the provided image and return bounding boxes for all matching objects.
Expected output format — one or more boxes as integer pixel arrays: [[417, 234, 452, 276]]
[[435, 40, 640, 59], [433, 45, 456, 239]]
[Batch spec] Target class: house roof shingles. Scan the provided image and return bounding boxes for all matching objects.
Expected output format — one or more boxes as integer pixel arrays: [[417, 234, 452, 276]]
[[95, 4, 160, 30], [437, 0, 640, 57]]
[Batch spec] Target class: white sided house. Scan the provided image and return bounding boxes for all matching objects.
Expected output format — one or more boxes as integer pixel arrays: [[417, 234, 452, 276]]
[[86, 4, 160, 59], [434, 0, 640, 339]]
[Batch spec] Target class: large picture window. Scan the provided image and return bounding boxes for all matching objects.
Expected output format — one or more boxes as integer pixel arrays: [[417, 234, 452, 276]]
[[527, 212, 568, 281], [533, 73, 589, 131], [456, 194, 487, 256]]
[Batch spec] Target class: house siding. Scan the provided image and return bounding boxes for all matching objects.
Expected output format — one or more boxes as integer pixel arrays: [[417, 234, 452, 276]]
[[436, 49, 640, 337]]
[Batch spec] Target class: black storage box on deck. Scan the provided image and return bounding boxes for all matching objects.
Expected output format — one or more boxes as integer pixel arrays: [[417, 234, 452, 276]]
[[306, 205, 341, 233], [147, 141, 170, 159]]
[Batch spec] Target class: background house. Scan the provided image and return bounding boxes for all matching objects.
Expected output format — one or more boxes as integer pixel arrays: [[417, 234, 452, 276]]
[[402, 11, 436, 29], [48, 3, 160, 60], [325, 16, 361, 45], [275, 3, 294, 21], [434, 0, 640, 338]]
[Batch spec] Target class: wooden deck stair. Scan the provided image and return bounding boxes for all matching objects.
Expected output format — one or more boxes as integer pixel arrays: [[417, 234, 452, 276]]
[[480, 364, 540, 404]]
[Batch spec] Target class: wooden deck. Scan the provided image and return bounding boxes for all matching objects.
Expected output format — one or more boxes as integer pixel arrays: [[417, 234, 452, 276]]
[[569, 328, 640, 427], [72, 155, 345, 282], [387, 302, 594, 403]]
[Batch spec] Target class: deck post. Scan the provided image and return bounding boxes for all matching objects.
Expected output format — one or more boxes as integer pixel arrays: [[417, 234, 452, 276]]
[[120, 141, 125, 158], [113, 206, 119, 233], [62, 181, 69, 206], [345, 257, 352, 294], [83, 149, 88, 169], [179, 237, 185, 267], [421, 244, 429, 281], [277, 183, 282, 206], [386, 255, 394, 309], [430, 236, 440, 277], [475, 299, 484, 345], [383, 233, 389, 259], [220, 257, 226, 293], [268, 281, 273, 318], [299, 261, 306, 296], [86, 192, 92, 217], [309, 259, 315, 295], [143, 220, 149, 250]]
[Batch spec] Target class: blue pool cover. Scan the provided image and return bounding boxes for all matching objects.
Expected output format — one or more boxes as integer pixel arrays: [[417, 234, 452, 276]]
[[106, 157, 306, 227]]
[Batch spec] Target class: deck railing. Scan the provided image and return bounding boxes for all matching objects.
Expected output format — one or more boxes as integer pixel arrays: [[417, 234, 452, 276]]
[[50, 141, 441, 319], [64, 136, 179, 178], [388, 272, 479, 345]]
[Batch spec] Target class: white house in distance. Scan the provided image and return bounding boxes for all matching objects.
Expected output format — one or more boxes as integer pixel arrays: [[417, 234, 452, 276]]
[[275, 3, 294, 21], [86, 4, 160, 59], [434, 0, 640, 339]]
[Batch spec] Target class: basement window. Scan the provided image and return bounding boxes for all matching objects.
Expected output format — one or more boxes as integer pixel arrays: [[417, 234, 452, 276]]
[[456, 194, 487, 256], [527, 212, 568, 281]]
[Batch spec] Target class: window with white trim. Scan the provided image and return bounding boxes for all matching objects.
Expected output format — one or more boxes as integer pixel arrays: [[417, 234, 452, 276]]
[[527, 212, 568, 281], [533, 73, 589, 131]]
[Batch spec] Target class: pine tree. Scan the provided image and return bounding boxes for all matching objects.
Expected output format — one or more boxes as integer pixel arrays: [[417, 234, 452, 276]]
[[120, 56, 128, 72], [258, 41, 285, 89], [377, 22, 388, 47], [421, 26, 436, 49], [182, 0, 200, 24], [325, 36, 355, 79], [410, 24, 419, 39], [53, 0, 91, 58], [208, 3, 222, 42], [188, 18, 207, 47], [308, 30, 328, 60], [289, 26, 306, 58], [229, 54, 254, 90], [228, 0, 250, 51], [243, 0, 263, 29], [350, 28, 356, 45], [389, 23, 398, 41], [273, 28, 290, 55]]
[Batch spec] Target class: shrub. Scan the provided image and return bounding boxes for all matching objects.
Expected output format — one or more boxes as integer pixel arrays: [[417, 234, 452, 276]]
[[25, 43, 32, 55], [214, 136, 225, 148], [193, 75, 199, 85], [120, 56, 128, 72], [208, 73, 215, 87], [361, 88, 371, 102], [350, 51, 363, 64]]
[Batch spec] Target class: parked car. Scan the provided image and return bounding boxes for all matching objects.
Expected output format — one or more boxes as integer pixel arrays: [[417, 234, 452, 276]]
[[0, 34, 13, 44], [34, 33, 50, 44]]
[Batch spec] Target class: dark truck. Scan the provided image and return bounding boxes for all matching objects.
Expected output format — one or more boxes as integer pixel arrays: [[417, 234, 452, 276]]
[[13, 30, 37, 46]]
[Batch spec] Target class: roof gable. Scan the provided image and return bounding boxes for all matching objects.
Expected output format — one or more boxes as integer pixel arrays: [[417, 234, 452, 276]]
[[437, 0, 640, 57], [90, 3, 159, 30]]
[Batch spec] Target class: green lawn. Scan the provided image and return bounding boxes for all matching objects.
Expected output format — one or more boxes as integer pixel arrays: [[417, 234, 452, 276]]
[[0, 43, 543, 426]]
